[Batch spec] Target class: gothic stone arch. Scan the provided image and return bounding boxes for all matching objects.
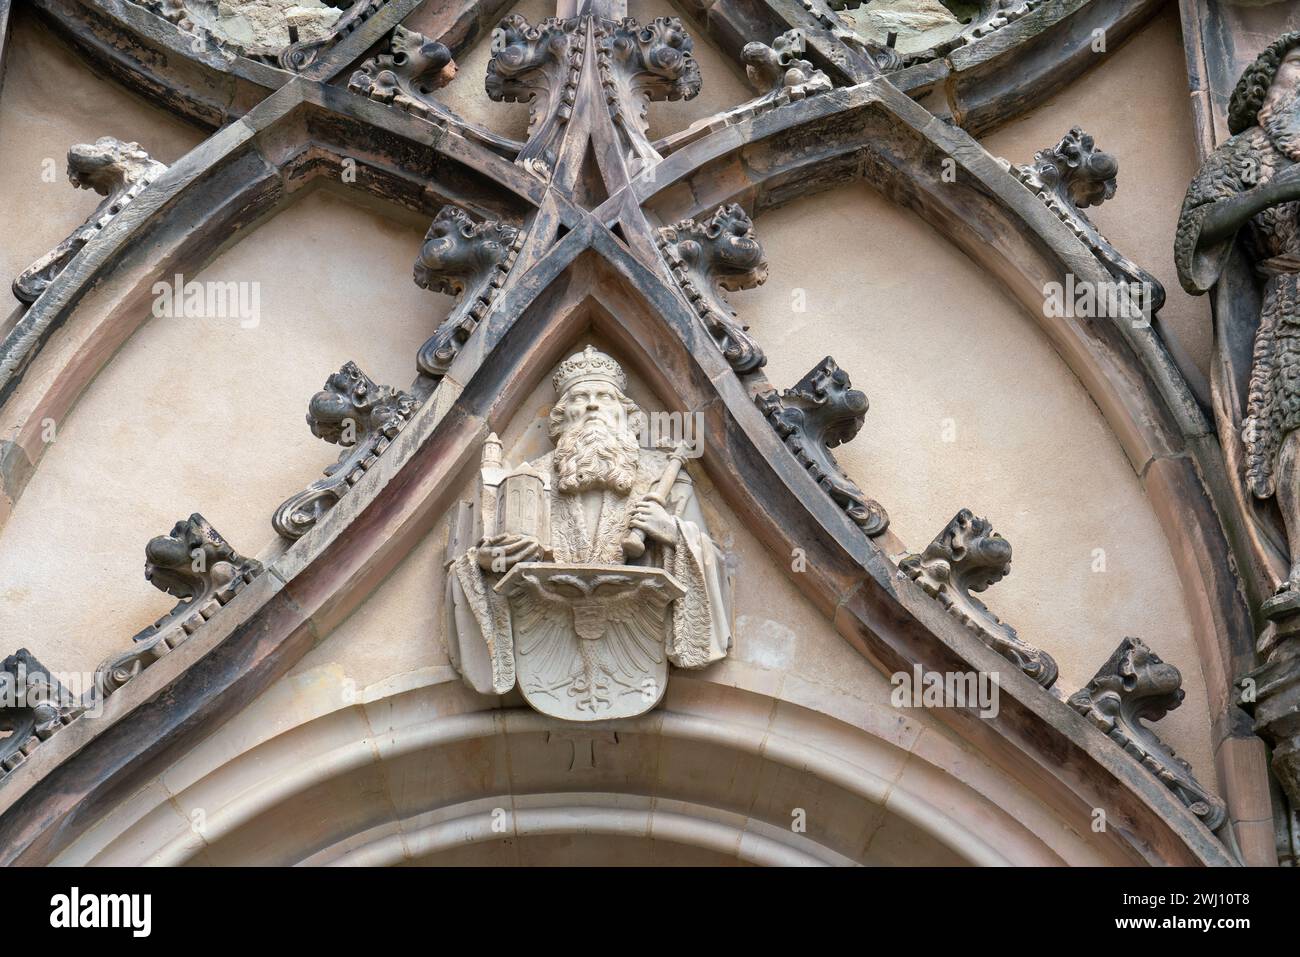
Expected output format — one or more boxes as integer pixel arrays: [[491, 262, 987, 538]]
[[0, 0, 1278, 866]]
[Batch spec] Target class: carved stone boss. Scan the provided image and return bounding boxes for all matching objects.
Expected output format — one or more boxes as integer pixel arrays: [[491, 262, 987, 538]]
[[444, 347, 733, 722], [485, 14, 702, 178], [1070, 637, 1228, 830], [13, 137, 165, 305], [756, 356, 889, 536], [741, 29, 832, 109], [900, 509, 1057, 688]]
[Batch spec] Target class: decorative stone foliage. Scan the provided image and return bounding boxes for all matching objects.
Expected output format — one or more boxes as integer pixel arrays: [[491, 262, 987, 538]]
[[900, 509, 1057, 688], [13, 138, 165, 304], [657, 204, 768, 374], [486, 15, 586, 178], [819, 0, 1047, 65], [1069, 637, 1227, 830], [755, 357, 889, 536], [273, 362, 419, 539], [1007, 126, 1165, 315], [95, 515, 263, 697], [412, 206, 523, 379], [742, 30, 833, 107], [596, 16, 701, 163], [348, 26, 457, 116], [0, 651, 83, 781]]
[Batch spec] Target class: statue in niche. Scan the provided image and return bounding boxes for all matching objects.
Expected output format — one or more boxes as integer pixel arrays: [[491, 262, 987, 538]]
[[444, 347, 733, 721], [1176, 33, 1300, 617]]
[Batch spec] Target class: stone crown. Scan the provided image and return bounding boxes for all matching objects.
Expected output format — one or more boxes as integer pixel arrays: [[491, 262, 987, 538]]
[[552, 346, 627, 395]]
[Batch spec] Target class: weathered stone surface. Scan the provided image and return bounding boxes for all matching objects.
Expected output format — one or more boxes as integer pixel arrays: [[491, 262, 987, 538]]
[[755, 356, 888, 536], [1070, 636, 1228, 830], [347, 25, 457, 113], [413, 206, 523, 380], [657, 204, 768, 375], [273, 362, 420, 540], [901, 509, 1057, 688], [13, 137, 165, 305], [95, 514, 263, 696]]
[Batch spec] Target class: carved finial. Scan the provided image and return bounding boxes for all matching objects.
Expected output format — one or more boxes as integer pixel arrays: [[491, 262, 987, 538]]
[[0, 650, 83, 781], [1069, 636, 1227, 830], [1007, 127, 1165, 317], [273, 362, 419, 540], [348, 26, 457, 112], [413, 206, 523, 379], [597, 16, 701, 163], [658, 204, 768, 374], [486, 15, 585, 178], [755, 356, 889, 535], [13, 138, 165, 304], [95, 515, 263, 696], [742, 30, 832, 104], [899, 509, 1057, 687]]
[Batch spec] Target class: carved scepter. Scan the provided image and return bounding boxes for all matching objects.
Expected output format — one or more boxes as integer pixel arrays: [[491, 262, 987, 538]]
[[622, 443, 691, 560]]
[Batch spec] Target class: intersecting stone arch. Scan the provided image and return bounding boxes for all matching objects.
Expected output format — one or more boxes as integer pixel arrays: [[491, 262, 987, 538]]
[[0, 0, 1258, 865]]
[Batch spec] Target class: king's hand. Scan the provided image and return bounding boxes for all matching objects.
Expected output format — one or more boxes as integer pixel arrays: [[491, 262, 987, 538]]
[[477, 533, 544, 573], [631, 495, 676, 546]]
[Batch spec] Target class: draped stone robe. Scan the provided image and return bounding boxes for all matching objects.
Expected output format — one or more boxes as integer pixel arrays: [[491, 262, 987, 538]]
[[446, 448, 733, 697], [1176, 125, 1300, 499]]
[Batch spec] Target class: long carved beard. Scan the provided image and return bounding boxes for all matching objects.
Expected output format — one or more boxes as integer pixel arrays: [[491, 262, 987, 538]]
[[1262, 94, 1300, 163], [553, 421, 639, 494]]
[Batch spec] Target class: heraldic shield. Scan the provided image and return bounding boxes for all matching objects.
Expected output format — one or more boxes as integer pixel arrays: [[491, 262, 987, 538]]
[[495, 563, 685, 720]]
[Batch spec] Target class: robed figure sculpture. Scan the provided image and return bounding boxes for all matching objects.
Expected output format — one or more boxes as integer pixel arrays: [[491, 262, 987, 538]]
[[1176, 33, 1300, 616], [444, 347, 733, 721]]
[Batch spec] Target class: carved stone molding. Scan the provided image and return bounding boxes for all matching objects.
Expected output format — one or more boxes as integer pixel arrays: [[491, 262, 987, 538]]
[[596, 16, 701, 165], [742, 29, 833, 108], [347, 26, 457, 118], [755, 356, 889, 536], [899, 509, 1057, 687], [0, 650, 83, 781], [13, 138, 165, 305], [95, 514, 263, 696], [1070, 636, 1228, 830], [486, 15, 585, 178], [1004, 126, 1165, 315], [412, 206, 523, 379], [657, 204, 768, 374], [273, 362, 419, 539]]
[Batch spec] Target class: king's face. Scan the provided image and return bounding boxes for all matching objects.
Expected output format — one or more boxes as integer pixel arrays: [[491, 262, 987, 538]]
[[558, 380, 627, 435], [1268, 48, 1300, 109]]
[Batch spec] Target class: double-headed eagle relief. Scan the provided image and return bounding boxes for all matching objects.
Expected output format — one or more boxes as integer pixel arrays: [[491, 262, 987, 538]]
[[445, 347, 733, 721]]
